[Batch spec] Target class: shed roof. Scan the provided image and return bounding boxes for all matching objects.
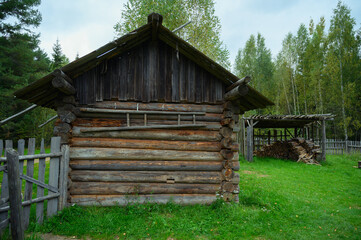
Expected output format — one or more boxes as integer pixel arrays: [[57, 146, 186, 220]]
[[14, 13, 273, 111], [243, 114, 335, 128]]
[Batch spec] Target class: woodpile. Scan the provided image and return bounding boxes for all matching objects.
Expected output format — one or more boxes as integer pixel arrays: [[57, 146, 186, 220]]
[[255, 138, 321, 164]]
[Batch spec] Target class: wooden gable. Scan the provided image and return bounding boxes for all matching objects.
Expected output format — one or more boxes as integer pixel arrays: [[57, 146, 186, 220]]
[[74, 40, 225, 105]]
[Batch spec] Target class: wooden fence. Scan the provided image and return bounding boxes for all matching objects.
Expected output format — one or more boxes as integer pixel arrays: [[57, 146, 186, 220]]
[[249, 137, 361, 155], [314, 139, 361, 155], [0, 137, 69, 238]]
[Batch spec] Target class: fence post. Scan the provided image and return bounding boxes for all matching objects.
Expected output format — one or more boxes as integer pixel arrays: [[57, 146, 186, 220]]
[[58, 144, 70, 211], [47, 137, 61, 217], [6, 149, 24, 240]]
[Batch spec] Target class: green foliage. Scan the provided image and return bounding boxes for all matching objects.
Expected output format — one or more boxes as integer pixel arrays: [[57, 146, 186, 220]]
[[234, 33, 274, 114], [50, 38, 69, 71], [23, 155, 361, 239], [0, 0, 56, 142], [0, 0, 41, 34], [114, 0, 230, 69], [235, 1, 361, 140]]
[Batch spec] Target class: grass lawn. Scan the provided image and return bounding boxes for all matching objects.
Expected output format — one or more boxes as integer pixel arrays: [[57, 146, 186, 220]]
[[4, 154, 361, 239]]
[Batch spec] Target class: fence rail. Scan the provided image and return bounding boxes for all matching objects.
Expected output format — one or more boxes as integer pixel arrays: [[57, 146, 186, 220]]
[[249, 137, 361, 155], [0, 136, 68, 238], [314, 139, 361, 155]]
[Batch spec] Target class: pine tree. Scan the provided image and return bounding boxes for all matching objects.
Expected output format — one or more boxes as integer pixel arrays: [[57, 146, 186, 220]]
[[51, 38, 69, 70], [0, 0, 54, 141]]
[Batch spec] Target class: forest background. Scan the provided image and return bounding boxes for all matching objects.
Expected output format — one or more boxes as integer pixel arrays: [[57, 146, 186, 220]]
[[0, 0, 360, 143]]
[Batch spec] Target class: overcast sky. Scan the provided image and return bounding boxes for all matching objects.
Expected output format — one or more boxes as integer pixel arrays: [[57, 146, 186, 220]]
[[37, 0, 361, 69]]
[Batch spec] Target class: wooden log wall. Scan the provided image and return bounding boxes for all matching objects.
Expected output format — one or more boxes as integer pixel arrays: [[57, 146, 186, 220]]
[[73, 40, 224, 105], [220, 101, 240, 202], [68, 102, 240, 205]]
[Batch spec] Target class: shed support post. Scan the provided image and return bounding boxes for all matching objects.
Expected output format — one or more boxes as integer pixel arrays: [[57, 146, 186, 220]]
[[268, 130, 271, 145], [240, 118, 245, 156], [246, 119, 253, 162], [284, 128, 287, 141], [294, 128, 298, 138], [273, 129, 277, 142], [321, 119, 326, 161]]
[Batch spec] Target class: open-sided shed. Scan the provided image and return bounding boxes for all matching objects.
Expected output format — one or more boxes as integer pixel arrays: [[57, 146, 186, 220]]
[[14, 13, 273, 205], [240, 114, 335, 162]]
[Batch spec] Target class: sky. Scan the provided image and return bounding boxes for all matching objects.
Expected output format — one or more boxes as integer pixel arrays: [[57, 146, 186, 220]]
[[37, 0, 361, 69]]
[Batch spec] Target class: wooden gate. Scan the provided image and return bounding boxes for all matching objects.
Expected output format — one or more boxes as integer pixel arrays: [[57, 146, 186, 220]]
[[0, 136, 69, 233]]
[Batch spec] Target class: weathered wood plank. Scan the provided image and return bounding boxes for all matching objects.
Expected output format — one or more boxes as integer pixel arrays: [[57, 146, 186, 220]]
[[79, 107, 206, 115], [70, 170, 222, 184], [23, 138, 35, 229], [69, 160, 230, 171], [80, 124, 207, 132], [71, 138, 221, 152], [70, 194, 217, 206], [36, 139, 45, 224], [0, 140, 12, 223], [58, 145, 69, 211], [92, 102, 223, 113], [70, 147, 224, 161], [6, 149, 24, 240], [17, 139, 25, 176], [47, 137, 61, 217], [75, 113, 222, 122], [73, 128, 222, 141], [72, 119, 221, 130], [70, 182, 220, 195]]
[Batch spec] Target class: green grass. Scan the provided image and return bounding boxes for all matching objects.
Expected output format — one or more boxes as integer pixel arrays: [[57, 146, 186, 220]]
[[3, 154, 361, 239], [26, 154, 361, 240]]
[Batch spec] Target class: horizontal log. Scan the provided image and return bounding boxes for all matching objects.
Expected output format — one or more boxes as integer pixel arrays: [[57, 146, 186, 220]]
[[52, 69, 73, 84], [70, 160, 227, 171], [72, 118, 221, 128], [92, 102, 223, 113], [53, 123, 71, 134], [70, 194, 217, 206], [57, 110, 76, 124], [70, 182, 220, 195], [226, 76, 251, 91], [72, 128, 222, 142], [222, 182, 239, 193], [70, 147, 225, 161], [79, 108, 206, 115], [80, 124, 207, 132], [221, 137, 233, 149], [220, 127, 233, 138], [70, 170, 222, 184], [222, 160, 240, 171], [62, 95, 76, 105], [76, 112, 222, 122], [222, 167, 234, 181], [224, 85, 249, 101], [52, 76, 75, 95], [222, 192, 239, 202], [220, 149, 234, 160], [220, 118, 235, 128], [70, 138, 221, 152]]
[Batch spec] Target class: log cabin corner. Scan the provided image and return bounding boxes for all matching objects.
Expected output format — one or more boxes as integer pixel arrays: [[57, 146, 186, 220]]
[[14, 13, 273, 206]]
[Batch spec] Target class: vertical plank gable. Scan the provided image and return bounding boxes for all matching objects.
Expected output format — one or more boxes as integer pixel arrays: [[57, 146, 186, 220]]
[[73, 40, 225, 105]]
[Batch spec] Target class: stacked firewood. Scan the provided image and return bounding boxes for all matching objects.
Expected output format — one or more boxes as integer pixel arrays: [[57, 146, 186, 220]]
[[255, 138, 321, 164]]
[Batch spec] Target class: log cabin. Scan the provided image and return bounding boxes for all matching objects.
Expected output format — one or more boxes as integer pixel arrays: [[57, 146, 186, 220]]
[[14, 13, 273, 205]]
